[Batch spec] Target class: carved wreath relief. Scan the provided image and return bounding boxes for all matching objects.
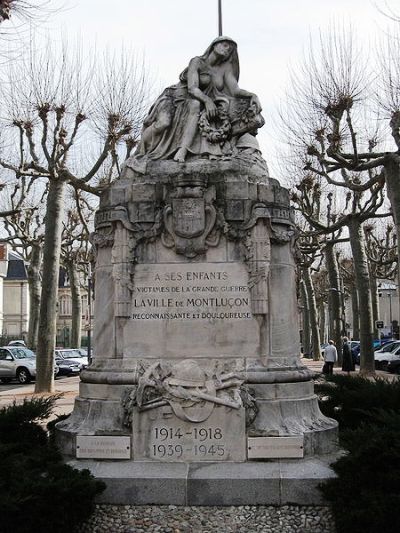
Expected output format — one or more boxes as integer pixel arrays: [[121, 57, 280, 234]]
[[121, 359, 259, 427]]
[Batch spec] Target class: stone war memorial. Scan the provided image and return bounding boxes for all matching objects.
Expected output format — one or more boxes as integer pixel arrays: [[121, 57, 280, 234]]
[[56, 35, 338, 505]]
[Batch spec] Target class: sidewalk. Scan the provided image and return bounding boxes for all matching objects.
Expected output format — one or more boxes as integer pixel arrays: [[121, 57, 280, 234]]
[[302, 356, 399, 381], [0, 375, 80, 419]]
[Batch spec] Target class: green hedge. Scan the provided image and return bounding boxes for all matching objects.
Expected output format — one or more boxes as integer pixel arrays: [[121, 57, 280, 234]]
[[316, 375, 400, 533], [315, 374, 400, 430], [0, 396, 105, 533]]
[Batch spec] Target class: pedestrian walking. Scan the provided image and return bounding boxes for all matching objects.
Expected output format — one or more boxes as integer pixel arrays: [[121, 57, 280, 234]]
[[342, 336, 355, 374], [323, 340, 337, 375]]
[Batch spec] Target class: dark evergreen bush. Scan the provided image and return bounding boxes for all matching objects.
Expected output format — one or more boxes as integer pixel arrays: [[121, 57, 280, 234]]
[[320, 411, 400, 533], [315, 374, 400, 430], [0, 397, 105, 533]]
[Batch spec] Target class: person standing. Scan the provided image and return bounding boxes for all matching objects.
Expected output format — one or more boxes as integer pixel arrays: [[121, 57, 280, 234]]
[[342, 337, 355, 374], [323, 340, 337, 375]]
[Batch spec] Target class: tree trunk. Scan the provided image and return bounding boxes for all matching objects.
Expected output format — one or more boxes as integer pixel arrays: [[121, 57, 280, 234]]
[[300, 280, 311, 357], [302, 266, 321, 361], [35, 179, 66, 393], [384, 156, 400, 337], [67, 260, 82, 348], [324, 242, 343, 365], [318, 300, 326, 344], [339, 275, 347, 337], [351, 284, 360, 340], [26, 243, 42, 351], [347, 218, 375, 374], [370, 273, 379, 339]]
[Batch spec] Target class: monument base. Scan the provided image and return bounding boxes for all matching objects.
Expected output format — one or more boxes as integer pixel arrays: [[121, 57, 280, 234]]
[[67, 454, 340, 506]]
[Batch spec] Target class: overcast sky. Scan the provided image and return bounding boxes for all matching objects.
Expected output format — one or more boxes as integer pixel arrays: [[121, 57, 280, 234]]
[[12, 0, 400, 178]]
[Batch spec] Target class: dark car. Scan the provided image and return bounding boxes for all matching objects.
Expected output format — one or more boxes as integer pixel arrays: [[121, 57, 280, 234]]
[[350, 341, 360, 365], [387, 358, 400, 374], [55, 356, 81, 377]]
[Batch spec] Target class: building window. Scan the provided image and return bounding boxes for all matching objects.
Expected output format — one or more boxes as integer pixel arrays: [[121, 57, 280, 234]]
[[59, 295, 72, 316]]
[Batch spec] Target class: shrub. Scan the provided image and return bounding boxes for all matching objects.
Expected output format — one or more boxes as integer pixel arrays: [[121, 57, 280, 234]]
[[320, 410, 400, 533], [315, 374, 400, 430], [0, 397, 105, 533]]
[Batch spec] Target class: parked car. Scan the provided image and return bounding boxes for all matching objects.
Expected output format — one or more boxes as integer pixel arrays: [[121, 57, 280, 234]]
[[55, 349, 88, 369], [0, 346, 59, 384], [55, 355, 81, 377], [374, 343, 400, 370], [356, 341, 400, 366], [374, 339, 398, 351], [350, 341, 360, 364], [387, 357, 400, 374], [7, 339, 27, 347]]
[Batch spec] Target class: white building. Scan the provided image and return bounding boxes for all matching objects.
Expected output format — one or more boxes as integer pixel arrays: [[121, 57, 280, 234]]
[[376, 281, 399, 338], [0, 243, 29, 339], [344, 280, 399, 340]]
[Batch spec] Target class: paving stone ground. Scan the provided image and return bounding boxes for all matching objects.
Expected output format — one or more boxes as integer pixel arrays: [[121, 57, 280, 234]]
[[77, 504, 335, 533]]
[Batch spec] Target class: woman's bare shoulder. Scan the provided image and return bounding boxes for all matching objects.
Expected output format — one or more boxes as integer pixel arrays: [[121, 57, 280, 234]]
[[188, 56, 202, 68]]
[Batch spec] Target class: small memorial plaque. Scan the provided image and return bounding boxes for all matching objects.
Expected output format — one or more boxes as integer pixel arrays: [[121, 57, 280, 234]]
[[76, 436, 131, 459], [247, 436, 304, 459], [134, 406, 246, 462]]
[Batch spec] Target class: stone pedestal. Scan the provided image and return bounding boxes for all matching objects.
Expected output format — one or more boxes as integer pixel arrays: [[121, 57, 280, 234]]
[[67, 455, 339, 506], [56, 158, 338, 504]]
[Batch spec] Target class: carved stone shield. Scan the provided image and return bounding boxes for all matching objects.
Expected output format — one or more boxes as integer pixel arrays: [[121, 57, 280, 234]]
[[172, 198, 205, 238]]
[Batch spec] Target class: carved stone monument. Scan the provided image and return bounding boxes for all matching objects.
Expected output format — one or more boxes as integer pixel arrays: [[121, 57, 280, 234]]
[[57, 36, 338, 505]]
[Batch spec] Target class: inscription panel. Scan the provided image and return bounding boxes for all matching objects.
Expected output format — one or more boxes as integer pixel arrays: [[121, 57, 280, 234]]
[[247, 436, 304, 459], [133, 406, 246, 462], [124, 262, 259, 357], [132, 262, 253, 321], [76, 436, 131, 459]]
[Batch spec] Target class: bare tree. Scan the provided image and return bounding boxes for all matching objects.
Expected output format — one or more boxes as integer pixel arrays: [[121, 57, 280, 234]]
[[294, 169, 389, 373], [296, 232, 323, 361], [0, 172, 47, 349], [0, 1, 59, 26], [340, 257, 360, 340], [291, 179, 350, 364], [0, 41, 150, 392], [312, 268, 329, 344], [279, 27, 396, 374], [364, 221, 397, 335], [60, 192, 94, 349]]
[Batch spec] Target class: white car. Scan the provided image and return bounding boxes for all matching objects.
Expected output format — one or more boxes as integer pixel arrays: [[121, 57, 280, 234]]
[[374, 343, 400, 370], [7, 340, 27, 347], [55, 349, 88, 369], [0, 346, 59, 384]]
